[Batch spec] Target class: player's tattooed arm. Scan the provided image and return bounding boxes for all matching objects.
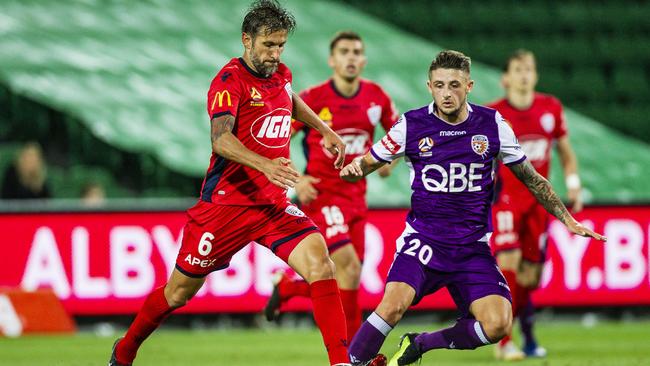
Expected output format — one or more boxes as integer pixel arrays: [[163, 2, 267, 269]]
[[508, 160, 606, 241], [340, 153, 386, 182], [211, 115, 299, 189]]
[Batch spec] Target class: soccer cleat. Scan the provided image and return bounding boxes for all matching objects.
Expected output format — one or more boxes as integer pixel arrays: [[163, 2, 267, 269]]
[[263, 270, 290, 321], [108, 337, 131, 366], [494, 339, 526, 361], [351, 353, 388, 366], [523, 342, 547, 358], [388, 333, 422, 366]]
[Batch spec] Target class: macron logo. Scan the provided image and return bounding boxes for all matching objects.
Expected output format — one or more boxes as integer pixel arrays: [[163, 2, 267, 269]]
[[440, 131, 467, 137]]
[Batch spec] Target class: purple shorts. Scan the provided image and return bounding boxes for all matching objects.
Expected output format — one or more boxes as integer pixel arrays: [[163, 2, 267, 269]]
[[386, 250, 512, 319]]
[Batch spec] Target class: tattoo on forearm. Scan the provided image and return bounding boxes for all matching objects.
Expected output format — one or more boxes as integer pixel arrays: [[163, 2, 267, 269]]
[[509, 160, 571, 224], [358, 156, 385, 176], [211, 116, 235, 142]]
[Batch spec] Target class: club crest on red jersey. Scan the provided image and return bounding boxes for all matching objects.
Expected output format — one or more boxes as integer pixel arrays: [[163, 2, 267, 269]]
[[367, 104, 382, 126], [540, 112, 555, 133], [251, 108, 292, 148], [471, 134, 489, 157], [250, 87, 264, 107]]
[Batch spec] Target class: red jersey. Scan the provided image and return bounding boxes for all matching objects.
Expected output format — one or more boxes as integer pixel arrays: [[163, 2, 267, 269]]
[[294, 79, 398, 203], [201, 57, 294, 205], [489, 93, 568, 202]]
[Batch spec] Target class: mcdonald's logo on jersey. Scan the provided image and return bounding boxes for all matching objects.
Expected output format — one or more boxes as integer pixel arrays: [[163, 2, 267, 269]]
[[211, 90, 232, 110]]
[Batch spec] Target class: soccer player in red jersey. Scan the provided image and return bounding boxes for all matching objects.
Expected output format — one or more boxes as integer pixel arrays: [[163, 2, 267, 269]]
[[489, 50, 583, 360], [108, 1, 352, 365], [263, 31, 399, 344]]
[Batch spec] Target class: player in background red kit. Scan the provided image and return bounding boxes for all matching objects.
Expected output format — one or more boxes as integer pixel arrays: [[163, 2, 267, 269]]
[[108, 2, 352, 365], [489, 49, 584, 361], [264, 31, 398, 345]]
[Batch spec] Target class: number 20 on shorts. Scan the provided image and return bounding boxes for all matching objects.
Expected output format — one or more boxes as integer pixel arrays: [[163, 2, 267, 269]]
[[403, 238, 433, 265]]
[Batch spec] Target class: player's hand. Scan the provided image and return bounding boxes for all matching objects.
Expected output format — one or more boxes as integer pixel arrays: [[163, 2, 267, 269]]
[[568, 187, 584, 213], [296, 175, 320, 205], [340, 157, 364, 182], [566, 219, 606, 242], [322, 130, 346, 169], [261, 157, 300, 190]]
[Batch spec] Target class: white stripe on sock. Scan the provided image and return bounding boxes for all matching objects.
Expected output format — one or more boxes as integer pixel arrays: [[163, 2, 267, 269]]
[[473, 321, 491, 345], [367, 312, 393, 336]]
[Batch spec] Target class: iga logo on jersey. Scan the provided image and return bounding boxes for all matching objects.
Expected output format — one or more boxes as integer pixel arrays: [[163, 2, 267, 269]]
[[251, 108, 292, 148], [321, 128, 370, 157]]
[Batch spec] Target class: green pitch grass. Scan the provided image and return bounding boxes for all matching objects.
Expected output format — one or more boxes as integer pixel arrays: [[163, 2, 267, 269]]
[[1, 321, 649, 365]]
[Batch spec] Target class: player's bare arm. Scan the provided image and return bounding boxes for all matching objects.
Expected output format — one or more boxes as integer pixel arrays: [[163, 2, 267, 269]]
[[340, 153, 386, 182], [292, 92, 346, 169], [556, 135, 583, 212], [211, 115, 299, 189], [509, 160, 605, 241]]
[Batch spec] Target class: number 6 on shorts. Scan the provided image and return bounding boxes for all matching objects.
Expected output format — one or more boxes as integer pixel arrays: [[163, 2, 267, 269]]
[[198, 232, 215, 256]]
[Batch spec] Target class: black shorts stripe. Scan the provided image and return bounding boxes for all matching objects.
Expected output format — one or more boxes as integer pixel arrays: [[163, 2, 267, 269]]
[[270, 226, 319, 253]]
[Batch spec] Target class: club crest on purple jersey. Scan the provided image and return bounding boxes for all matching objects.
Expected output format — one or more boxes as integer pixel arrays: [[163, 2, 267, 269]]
[[471, 135, 489, 157]]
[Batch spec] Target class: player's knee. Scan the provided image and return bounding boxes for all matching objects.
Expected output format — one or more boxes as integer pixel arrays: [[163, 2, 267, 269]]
[[340, 256, 362, 283], [479, 312, 512, 342], [305, 256, 336, 283], [376, 298, 408, 325], [164, 285, 195, 308]]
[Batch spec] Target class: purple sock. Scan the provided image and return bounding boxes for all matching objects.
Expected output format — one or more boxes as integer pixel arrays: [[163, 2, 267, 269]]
[[415, 318, 492, 352], [520, 299, 536, 346], [348, 312, 393, 363]]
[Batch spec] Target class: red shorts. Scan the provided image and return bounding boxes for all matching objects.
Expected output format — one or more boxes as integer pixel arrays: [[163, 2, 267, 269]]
[[491, 200, 549, 263], [301, 197, 367, 261], [175, 200, 319, 277]]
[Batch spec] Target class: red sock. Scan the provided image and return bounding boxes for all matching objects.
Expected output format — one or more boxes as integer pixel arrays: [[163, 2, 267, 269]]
[[500, 269, 518, 346], [515, 283, 530, 317], [116, 286, 174, 364], [279, 278, 311, 300], [340, 289, 361, 343], [310, 279, 349, 365]]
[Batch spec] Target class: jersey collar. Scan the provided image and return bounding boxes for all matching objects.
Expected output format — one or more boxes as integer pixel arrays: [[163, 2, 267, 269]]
[[238, 57, 272, 79]]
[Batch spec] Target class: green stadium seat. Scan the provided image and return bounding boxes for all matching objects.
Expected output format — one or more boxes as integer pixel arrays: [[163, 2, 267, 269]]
[[566, 68, 607, 103], [612, 68, 650, 102]]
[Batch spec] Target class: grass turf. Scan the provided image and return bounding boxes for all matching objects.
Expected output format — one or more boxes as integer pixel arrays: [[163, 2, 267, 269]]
[[1, 321, 649, 365]]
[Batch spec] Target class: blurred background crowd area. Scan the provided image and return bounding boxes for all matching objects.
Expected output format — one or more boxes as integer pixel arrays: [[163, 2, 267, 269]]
[[0, 0, 648, 207]]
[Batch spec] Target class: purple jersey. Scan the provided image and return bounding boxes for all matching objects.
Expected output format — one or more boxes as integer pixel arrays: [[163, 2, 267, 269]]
[[371, 102, 526, 268]]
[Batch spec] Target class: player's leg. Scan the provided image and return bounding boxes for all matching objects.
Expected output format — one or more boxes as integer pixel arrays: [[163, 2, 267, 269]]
[[348, 281, 415, 365], [390, 253, 514, 366], [331, 244, 363, 342], [112, 269, 205, 365], [492, 206, 526, 360], [518, 204, 550, 357], [285, 232, 350, 365]]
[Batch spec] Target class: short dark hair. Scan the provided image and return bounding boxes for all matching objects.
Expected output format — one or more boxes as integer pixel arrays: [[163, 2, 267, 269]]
[[329, 31, 363, 53], [241, 0, 296, 38], [503, 49, 536, 72], [429, 50, 471, 75]]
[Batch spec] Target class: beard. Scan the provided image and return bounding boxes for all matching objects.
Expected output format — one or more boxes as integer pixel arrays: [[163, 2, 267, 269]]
[[250, 50, 278, 77]]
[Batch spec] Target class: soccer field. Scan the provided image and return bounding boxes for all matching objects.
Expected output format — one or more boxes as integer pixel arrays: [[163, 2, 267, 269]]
[[1, 321, 649, 365]]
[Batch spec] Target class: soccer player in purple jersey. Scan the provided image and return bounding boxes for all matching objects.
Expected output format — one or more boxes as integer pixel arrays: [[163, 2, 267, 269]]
[[340, 50, 606, 366]]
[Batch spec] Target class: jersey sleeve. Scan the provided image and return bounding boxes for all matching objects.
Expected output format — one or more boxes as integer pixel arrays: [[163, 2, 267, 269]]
[[207, 67, 242, 120], [496, 112, 527, 165], [291, 88, 313, 134], [379, 88, 399, 132], [553, 98, 568, 139], [370, 114, 407, 163]]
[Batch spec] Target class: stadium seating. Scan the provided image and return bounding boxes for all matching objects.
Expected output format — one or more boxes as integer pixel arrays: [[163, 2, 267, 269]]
[[0, 0, 648, 204]]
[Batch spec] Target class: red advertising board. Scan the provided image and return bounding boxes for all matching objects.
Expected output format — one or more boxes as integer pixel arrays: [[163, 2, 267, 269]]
[[1, 206, 648, 315]]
